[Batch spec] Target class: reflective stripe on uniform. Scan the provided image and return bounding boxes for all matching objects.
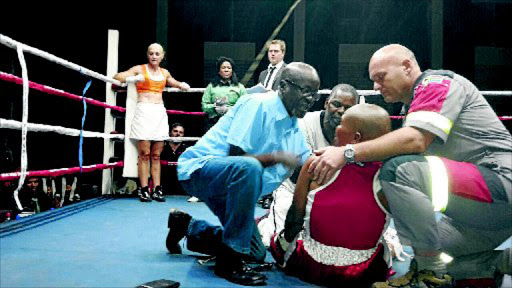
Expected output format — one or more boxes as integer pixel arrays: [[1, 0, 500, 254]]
[[406, 111, 453, 135], [425, 156, 449, 212]]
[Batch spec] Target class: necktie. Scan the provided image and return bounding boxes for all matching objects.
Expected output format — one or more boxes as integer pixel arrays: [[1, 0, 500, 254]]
[[264, 66, 276, 89]]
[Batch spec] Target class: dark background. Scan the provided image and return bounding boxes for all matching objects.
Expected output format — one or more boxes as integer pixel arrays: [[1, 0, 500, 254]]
[[1, 0, 511, 182]]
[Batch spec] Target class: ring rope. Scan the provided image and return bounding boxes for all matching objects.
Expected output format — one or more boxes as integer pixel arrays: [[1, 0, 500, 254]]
[[0, 118, 125, 139], [167, 137, 201, 141], [0, 161, 123, 181], [389, 115, 511, 120], [0, 119, 202, 141], [1, 71, 206, 116], [12, 44, 29, 211], [163, 87, 512, 97], [0, 34, 125, 87], [0, 71, 125, 112], [0, 159, 181, 181]]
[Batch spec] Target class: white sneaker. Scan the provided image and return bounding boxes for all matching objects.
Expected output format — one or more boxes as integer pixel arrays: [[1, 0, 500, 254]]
[[187, 196, 201, 202]]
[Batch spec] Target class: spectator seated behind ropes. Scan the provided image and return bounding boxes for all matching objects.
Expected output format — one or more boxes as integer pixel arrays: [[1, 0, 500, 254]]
[[270, 104, 393, 287], [16, 176, 53, 216], [160, 123, 188, 195], [202, 56, 247, 131]]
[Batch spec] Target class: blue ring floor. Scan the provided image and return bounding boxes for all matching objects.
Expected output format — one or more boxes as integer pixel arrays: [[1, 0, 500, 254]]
[[1, 195, 510, 288]]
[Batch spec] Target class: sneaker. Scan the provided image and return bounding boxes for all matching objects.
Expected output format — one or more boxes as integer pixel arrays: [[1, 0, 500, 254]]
[[187, 196, 201, 202], [166, 208, 192, 254], [73, 193, 81, 202], [138, 187, 152, 202], [371, 259, 454, 288], [152, 186, 165, 202]]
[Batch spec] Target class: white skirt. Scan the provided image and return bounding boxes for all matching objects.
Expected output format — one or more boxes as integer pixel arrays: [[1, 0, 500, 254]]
[[130, 102, 170, 141]]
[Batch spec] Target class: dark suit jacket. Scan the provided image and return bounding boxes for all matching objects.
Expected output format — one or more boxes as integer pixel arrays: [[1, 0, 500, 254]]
[[258, 62, 286, 91]]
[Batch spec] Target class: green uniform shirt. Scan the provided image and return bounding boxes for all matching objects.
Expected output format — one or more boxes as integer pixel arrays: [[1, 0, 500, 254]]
[[201, 83, 247, 118]]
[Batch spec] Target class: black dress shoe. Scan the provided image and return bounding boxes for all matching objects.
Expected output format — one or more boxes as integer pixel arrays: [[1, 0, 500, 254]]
[[258, 194, 273, 209], [166, 208, 192, 254], [261, 197, 273, 209], [214, 260, 267, 286]]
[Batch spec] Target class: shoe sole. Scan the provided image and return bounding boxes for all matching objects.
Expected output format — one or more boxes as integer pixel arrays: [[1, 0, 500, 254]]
[[214, 271, 267, 286]]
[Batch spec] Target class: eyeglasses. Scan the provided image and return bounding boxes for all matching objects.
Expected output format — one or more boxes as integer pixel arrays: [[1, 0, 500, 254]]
[[284, 79, 320, 102]]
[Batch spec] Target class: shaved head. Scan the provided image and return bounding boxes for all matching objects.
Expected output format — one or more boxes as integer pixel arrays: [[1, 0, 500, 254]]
[[344, 103, 391, 141], [148, 43, 165, 54], [370, 44, 418, 68], [368, 44, 422, 104], [279, 62, 321, 118]]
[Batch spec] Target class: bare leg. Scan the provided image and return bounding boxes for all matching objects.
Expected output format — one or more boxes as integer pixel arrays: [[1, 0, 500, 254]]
[[137, 140, 151, 187], [150, 141, 164, 187]]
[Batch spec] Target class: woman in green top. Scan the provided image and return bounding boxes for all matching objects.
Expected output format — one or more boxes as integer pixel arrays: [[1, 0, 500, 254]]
[[202, 56, 247, 130]]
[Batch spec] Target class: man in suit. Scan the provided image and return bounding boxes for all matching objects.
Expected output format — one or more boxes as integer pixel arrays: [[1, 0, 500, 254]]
[[258, 39, 287, 91]]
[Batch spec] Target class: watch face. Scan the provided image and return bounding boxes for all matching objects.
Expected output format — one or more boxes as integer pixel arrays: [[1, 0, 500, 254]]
[[345, 149, 355, 158]]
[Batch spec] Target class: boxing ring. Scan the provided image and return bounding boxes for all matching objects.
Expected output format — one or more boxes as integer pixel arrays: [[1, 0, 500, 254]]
[[1, 31, 511, 287]]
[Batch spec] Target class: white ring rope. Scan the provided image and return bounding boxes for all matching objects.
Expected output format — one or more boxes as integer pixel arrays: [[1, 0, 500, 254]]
[[12, 44, 29, 211], [0, 119, 202, 141], [163, 87, 512, 97], [168, 137, 201, 141], [0, 118, 125, 140], [0, 34, 125, 87]]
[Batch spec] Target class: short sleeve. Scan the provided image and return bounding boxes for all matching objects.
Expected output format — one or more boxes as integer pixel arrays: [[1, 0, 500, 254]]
[[406, 75, 463, 143], [226, 97, 266, 153]]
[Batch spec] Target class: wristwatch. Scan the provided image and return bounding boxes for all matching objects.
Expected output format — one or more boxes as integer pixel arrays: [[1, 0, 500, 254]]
[[344, 144, 356, 164]]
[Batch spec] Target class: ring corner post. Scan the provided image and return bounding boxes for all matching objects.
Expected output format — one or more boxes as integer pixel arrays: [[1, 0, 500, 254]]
[[102, 29, 119, 195]]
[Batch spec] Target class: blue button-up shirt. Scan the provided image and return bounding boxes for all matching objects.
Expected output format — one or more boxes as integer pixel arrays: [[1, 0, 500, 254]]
[[178, 91, 311, 195]]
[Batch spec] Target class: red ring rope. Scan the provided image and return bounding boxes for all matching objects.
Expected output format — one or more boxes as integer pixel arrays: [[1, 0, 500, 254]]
[[0, 71, 206, 116], [0, 161, 123, 181], [0, 71, 125, 112], [389, 115, 511, 120]]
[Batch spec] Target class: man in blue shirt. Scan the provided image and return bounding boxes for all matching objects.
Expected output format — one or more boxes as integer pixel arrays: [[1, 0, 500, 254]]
[[167, 62, 320, 286]]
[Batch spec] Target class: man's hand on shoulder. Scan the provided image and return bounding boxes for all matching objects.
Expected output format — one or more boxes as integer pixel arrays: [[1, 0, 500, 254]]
[[308, 146, 346, 185]]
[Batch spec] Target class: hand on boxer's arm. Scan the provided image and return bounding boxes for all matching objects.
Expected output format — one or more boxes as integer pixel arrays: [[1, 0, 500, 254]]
[[308, 146, 346, 185]]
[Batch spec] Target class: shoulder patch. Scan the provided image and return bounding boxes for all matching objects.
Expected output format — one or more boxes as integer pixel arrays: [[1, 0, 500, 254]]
[[422, 75, 447, 86]]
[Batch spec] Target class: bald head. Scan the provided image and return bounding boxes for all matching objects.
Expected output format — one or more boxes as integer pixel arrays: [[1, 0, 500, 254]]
[[279, 62, 321, 118], [344, 104, 391, 142], [280, 62, 320, 85], [368, 44, 422, 104], [371, 44, 417, 65]]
